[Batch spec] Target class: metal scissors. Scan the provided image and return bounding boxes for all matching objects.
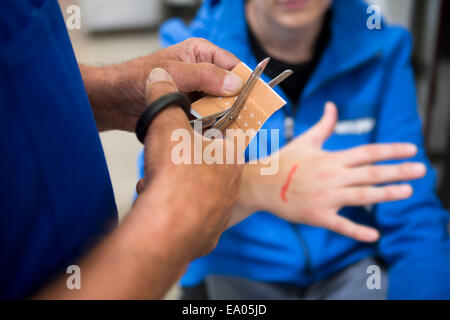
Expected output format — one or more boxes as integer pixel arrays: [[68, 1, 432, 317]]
[[190, 57, 293, 130]]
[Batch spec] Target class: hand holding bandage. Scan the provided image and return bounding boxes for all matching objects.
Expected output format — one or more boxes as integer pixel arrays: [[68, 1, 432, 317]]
[[81, 38, 244, 132], [135, 68, 243, 260]]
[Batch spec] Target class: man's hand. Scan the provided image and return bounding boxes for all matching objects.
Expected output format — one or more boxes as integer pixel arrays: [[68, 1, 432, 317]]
[[231, 103, 426, 242], [134, 67, 243, 259], [80, 38, 244, 132]]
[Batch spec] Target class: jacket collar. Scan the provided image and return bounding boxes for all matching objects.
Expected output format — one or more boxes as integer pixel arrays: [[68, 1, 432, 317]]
[[198, 0, 385, 98]]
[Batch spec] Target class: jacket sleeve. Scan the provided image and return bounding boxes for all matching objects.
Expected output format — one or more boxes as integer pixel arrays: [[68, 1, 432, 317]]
[[373, 30, 450, 299]]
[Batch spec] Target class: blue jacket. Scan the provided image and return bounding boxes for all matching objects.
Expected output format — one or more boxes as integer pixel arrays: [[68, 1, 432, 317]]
[[152, 0, 450, 299]]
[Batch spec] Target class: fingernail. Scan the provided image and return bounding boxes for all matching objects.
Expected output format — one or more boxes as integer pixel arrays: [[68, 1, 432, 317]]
[[222, 72, 243, 95], [405, 144, 418, 154], [148, 68, 173, 84], [412, 163, 426, 175], [366, 229, 380, 241], [398, 184, 413, 196]]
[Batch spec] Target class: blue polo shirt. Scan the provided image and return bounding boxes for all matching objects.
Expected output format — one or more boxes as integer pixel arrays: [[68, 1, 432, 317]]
[[0, 0, 117, 299]]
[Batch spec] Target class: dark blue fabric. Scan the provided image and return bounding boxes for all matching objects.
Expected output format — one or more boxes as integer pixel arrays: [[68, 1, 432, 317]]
[[152, 0, 450, 299], [0, 0, 117, 299]]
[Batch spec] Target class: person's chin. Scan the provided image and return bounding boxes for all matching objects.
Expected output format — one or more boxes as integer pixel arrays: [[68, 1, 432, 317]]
[[276, 0, 311, 11], [276, 14, 318, 29]]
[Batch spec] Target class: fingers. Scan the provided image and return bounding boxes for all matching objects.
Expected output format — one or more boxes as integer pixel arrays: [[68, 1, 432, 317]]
[[337, 184, 413, 207], [184, 38, 241, 70], [301, 102, 338, 146], [164, 61, 243, 97], [342, 162, 427, 186], [321, 215, 380, 242], [335, 143, 418, 167], [159, 38, 242, 96]]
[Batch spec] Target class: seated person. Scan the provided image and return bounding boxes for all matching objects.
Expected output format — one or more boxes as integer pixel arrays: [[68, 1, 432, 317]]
[[139, 0, 450, 299]]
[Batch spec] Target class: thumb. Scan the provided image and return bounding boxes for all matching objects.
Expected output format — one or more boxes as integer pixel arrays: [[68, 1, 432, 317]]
[[165, 61, 244, 97], [141, 68, 192, 189], [144, 67, 192, 139], [145, 67, 179, 105], [302, 102, 338, 146]]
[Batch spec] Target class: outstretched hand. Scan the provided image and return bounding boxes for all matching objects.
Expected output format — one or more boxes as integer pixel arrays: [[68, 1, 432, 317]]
[[237, 102, 426, 242]]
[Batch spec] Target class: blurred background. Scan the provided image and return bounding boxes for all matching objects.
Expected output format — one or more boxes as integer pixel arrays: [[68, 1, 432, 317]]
[[59, 1, 449, 298]]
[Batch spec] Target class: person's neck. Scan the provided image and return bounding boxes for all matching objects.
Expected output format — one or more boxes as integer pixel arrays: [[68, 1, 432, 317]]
[[246, 2, 325, 64]]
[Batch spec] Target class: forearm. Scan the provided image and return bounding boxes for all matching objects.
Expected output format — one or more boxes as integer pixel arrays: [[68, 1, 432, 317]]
[[36, 188, 194, 300], [80, 59, 150, 132]]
